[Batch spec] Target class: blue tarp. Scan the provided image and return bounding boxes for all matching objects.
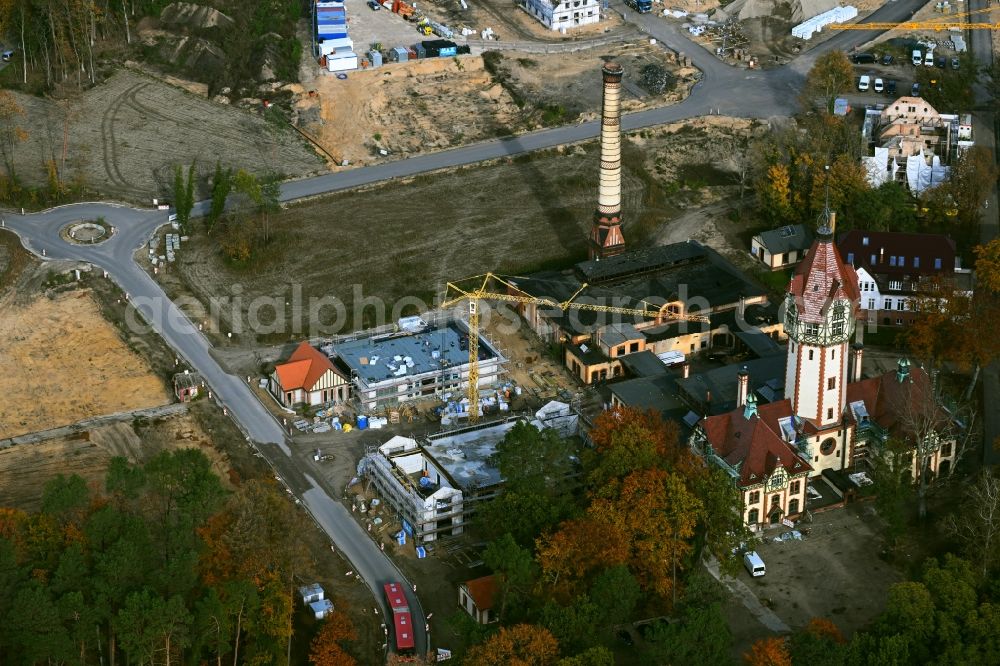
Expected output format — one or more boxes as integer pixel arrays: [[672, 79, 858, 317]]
[[402, 519, 414, 536], [416, 546, 427, 559], [396, 531, 407, 546]]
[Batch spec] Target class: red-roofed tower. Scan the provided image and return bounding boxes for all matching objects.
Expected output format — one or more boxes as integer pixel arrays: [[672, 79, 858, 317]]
[[783, 210, 861, 428]]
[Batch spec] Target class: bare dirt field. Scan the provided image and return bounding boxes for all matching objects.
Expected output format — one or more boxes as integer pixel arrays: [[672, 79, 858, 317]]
[[749, 506, 902, 636], [8, 69, 324, 200], [0, 281, 170, 440], [151, 115, 761, 343], [295, 40, 691, 166]]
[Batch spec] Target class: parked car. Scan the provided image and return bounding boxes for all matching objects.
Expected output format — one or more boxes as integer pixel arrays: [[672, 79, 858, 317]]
[[887, 79, 897, 95], [874, 77, 884, 93], [951, 57, 960, 70], [852, 52, 876, 64], [924, 50, 935, 66], [882, 53, 894, 65], [911, 82, 921, 97], [912, 49, 922, 65], [367, 0, 380, 8], [936, 55, 946, 68], [858, 75, 871, 91]]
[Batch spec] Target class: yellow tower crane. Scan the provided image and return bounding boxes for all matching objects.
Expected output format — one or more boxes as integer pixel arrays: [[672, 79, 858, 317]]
[[440, 273, 710, 423], [829, 4, 998, 31]]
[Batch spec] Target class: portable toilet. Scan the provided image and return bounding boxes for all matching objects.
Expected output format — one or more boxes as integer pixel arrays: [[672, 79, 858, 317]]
[[413, 44, 426, 59], [369, 50, 383, 67], [357, 414, 369, 430]]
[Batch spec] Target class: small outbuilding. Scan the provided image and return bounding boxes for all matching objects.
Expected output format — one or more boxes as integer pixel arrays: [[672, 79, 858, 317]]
[[750, 224, 813, 271], [173, 372, 203, 402], [309, 598, 334, 619], [299, 583, 325, 604], [459, 575, 498, 625]]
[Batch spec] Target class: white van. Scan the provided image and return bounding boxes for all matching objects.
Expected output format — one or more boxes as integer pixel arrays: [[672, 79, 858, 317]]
[[912, 49, 922, 66], [924, 50, 935, 67], [857, 75, 870, 92], [744, 551, 766, 577]]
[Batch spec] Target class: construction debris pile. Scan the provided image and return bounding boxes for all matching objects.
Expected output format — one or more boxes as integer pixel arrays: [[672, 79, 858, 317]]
[[148, 230, 185, 266], [436, 383, 523, 425]]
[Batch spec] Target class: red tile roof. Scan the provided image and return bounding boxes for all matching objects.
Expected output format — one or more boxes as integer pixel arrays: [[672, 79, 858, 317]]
[[845, 365, 943, 438], [788, 237, 860, 321], [700, 399, 812, 486], [463, 575, 497, 611], [274, 341, 344, 391]]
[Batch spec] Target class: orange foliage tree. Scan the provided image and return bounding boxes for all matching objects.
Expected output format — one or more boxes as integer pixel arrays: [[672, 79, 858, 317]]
[[463, 624, 559, 666], [535, 518, 626, 591], [803, 617, 845, 644], [309, 610, 357, 666], [743, 637, 792, 666], [587, 468, 702, 602]]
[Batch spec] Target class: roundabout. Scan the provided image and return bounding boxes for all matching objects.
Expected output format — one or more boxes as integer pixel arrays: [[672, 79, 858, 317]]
[[63, 220, 113, 244]]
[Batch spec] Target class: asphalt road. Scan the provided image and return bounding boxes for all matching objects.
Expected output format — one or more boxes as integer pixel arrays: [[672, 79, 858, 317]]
[[1, 204, 428, 656], [0, 2, 987, 655]]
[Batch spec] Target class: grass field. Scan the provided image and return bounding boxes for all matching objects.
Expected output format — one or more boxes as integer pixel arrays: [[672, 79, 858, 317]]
[[165, 141, 658, 342], [153, 118, 760, 345]]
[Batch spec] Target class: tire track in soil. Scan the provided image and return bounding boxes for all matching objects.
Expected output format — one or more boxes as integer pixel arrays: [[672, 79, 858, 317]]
[[124, 87, 289, 160], [101, 83, 144, 191]]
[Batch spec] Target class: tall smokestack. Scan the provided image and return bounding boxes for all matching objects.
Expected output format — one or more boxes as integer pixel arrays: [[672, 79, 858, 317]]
[[590, 62, 626, 260]]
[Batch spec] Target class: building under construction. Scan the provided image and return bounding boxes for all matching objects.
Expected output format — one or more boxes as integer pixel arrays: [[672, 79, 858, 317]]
[[330, 316, 507, 413], [357, 402, 579, 542]]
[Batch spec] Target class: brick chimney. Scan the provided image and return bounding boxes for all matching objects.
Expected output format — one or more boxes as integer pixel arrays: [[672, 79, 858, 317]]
[[589, 62, 626, 260], [737, 366, 749, 407], [850, 343, 864, 383]]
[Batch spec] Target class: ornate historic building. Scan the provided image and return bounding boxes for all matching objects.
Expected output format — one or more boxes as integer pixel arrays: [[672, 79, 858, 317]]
[[690, 213, 957, 529]]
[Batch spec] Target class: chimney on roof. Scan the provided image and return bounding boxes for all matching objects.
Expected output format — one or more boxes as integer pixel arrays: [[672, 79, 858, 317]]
[[737, 366, 750, 408], [589, 62, 626, 260], [681, 362, 690, 379], [850, 343, 864, 383]]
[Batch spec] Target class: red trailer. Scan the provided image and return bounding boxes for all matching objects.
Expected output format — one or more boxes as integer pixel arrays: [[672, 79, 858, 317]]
[[383, 582, 415, 653]]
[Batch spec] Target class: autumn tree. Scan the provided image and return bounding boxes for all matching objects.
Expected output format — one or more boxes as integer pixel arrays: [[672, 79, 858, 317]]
[[757, 163, 793, 224], [944, 471, 1000, 577], [643, 574, 732, 666], [788, 618, 846, 666], [464, 624, 560, 666], [0, 90, 28, 176], [803, 50, 854, 114], [744, 636, 792, 666], [309, 610, 357, 666]]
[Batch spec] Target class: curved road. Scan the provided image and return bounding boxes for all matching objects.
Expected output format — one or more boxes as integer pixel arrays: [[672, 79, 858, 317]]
[[0, 0, 958, 656]]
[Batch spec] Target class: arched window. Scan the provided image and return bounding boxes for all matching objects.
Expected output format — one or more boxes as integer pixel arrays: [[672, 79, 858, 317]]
[[748, 509, 759, 525], [820, 438, 836, 455]]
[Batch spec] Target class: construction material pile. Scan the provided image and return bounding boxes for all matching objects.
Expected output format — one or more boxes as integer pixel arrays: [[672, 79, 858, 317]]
[[791, 5, 858, 40]]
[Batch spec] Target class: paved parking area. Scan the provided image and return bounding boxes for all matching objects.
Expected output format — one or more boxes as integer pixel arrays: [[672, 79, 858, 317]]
[[743, 506, 901, 636]]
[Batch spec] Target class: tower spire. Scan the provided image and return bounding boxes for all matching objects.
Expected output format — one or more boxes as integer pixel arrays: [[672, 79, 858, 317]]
[[589, 62, 626, 260], [817, 165, 836, 240]]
